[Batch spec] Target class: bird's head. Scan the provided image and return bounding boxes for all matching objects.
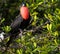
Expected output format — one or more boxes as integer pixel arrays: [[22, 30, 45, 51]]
[[20, 2, 29, 20]]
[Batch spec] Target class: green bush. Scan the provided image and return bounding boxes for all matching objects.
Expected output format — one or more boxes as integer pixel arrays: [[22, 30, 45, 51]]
[[0, 0, 60, 54]]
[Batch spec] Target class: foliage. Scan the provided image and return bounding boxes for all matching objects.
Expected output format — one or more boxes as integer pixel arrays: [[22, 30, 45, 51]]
[[0, 0, 60, 54]]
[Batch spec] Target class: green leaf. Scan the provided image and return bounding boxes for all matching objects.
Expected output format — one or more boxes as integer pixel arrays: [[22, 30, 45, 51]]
[[16, 49, 21, 54], [0, 18, 5, 23], [50, 24, 52, 31], [33, 42, 37, 47], [54, 31, 59, 36], [2, 26, 11, 33], [47, 24, 50, 31], [54, 39, 58, 45]]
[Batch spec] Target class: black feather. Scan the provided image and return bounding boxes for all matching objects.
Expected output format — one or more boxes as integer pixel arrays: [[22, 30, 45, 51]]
[[6, 15, 31, 47]]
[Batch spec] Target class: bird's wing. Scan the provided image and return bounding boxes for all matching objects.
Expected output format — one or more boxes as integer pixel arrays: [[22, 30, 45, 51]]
[[10, 15, 23, 29]]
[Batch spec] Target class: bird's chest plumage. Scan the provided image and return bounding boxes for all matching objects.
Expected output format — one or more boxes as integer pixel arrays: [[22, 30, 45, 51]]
[[20, 18, 30, 29], [10, 15, 30, 34]]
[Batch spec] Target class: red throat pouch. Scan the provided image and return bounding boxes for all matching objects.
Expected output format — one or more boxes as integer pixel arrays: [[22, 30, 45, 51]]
[[20, 6, 29, 20]]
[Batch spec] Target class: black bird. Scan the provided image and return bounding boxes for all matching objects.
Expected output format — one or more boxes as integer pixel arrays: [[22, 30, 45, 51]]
[[6, 2, 32, 47]]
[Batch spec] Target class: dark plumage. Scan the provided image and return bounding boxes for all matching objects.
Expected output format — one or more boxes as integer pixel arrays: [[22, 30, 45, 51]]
[[10, 15, 31, 34], [6, 15, 31, 47], [6, 3, 32, 47]]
